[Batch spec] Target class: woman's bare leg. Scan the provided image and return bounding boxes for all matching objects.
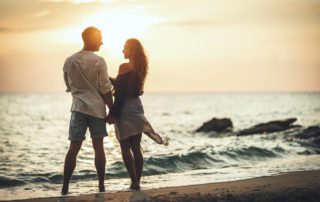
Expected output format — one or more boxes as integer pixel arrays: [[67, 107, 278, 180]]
[[119, 138, 138, 187], [130, 134, 143, 184]]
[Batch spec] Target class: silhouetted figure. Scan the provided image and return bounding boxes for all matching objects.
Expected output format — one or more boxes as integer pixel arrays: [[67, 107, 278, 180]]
[[106, 38, 168, 191], [62, 27, 113, 195]]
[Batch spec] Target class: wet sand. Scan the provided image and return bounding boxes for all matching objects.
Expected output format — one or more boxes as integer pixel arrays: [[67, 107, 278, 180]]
[[6, 170, 320, 202]]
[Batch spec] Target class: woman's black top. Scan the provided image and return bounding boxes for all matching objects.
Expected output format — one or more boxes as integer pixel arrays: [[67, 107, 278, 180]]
[[109, 71, 142, 118]]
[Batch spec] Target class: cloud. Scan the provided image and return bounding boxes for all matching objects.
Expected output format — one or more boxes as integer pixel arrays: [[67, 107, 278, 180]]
[[0, 27, 11, 32], [155, 20, 218, 29], [0, 0, 320, 33], [32, 10, 51, 18], [0, 0, 114, 32], [45, 0, 115, 4]]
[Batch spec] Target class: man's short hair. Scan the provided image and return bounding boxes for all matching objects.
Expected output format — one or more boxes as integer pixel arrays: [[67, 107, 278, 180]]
[[82, 26, 101, 44]]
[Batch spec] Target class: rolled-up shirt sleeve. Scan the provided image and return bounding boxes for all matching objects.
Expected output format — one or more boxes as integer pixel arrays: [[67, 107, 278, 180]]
[[63, 58, 71, 92], [98, 58, 113, 95]]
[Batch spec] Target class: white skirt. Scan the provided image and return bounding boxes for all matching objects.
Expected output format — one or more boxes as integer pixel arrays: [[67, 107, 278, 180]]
[[114, 97, 169, 145]]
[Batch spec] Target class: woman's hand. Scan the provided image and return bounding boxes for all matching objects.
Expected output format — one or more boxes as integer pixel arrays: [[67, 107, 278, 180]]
[[109, 77, 116, 85], [105, 114, 116, 124]]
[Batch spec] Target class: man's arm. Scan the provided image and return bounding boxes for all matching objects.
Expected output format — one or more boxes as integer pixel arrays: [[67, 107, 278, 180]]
[[98, 58, 113, 108], [103, 91, 115, 124], [63, 58, 71, 93], [63, 72, 71, 92], [102, 91, 113, 110]]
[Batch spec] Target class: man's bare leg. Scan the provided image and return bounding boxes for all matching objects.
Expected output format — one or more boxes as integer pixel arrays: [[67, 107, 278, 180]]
[[92, 138, 106, 192], [62, 140, 83, 195]]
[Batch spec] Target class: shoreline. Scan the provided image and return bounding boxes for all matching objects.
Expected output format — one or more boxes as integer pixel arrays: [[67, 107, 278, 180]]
[[4, 169, 320, 202]]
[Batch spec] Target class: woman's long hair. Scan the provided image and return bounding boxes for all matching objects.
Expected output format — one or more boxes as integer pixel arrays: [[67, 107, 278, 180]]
[[126, 38, 148, 93]]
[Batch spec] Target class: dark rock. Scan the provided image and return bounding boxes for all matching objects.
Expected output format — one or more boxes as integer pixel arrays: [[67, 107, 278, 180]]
[[294, 125, 320, 146], [254, 118, 297, 128], [237, 118, 298, 136], [314, 138, 320, 146], [196, 118, 233, 133], [295, 125, 320, 139]]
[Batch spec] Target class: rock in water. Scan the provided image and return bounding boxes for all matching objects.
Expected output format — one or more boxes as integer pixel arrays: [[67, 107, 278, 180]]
[[196, 118, 233, 133], [295, 125, 320, 139], [237, 118, 298, 136]]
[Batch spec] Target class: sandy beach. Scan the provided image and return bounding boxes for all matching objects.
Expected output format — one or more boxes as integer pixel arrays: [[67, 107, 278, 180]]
[[3, 170, 319, 202]]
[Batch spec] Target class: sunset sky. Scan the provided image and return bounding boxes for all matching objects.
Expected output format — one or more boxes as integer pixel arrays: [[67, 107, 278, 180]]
[[0, 0, 319, 93]]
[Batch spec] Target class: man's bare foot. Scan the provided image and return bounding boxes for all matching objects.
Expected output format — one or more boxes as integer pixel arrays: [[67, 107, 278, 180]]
[[99, 184, 105, 192], [61, 186, 69, 195]]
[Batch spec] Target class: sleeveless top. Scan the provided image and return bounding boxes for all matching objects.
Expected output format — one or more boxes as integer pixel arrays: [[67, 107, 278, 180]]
[[109, 71, 142, 118]]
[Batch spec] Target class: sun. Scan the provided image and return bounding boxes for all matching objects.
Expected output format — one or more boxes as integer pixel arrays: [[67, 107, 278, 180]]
[[80, 9, 159, 57], [55, 8, 160, 68]]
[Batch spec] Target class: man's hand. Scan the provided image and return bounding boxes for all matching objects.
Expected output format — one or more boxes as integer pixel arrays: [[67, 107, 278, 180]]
[[105, 115, 116, 124], [102, 91, 113, 110]]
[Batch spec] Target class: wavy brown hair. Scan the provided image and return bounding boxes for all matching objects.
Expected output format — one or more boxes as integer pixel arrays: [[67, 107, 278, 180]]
[[126, 38, 149, 92]]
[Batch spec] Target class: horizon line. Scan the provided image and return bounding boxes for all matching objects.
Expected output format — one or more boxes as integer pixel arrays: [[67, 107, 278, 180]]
[[1, 90, 320, 94]]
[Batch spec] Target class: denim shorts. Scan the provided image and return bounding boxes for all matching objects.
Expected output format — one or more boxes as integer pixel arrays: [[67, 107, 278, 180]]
[[68, 111, 107, 141]]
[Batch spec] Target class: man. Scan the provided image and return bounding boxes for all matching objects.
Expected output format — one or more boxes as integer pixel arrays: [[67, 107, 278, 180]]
[[62, 26, 113, 195]]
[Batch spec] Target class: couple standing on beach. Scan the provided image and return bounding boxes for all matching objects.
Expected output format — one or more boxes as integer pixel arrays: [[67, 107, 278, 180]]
[[61, 26, 168, 195]]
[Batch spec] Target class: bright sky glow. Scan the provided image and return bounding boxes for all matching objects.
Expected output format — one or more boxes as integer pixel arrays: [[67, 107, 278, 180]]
[[0, 0, 319, 93]]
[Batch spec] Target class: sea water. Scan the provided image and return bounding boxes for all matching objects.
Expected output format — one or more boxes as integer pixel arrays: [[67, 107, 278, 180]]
[[0, 93, 319, 200]]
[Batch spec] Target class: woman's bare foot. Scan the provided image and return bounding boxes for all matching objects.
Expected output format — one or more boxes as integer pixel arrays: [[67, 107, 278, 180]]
[[130, 181, 140, 191]]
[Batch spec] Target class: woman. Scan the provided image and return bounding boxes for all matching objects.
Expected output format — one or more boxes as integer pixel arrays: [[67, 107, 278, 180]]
[[106, 38, 168, 190]]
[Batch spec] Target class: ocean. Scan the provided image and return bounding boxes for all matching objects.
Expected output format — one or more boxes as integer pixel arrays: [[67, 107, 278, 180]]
[[0, 93, 320, 200]]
